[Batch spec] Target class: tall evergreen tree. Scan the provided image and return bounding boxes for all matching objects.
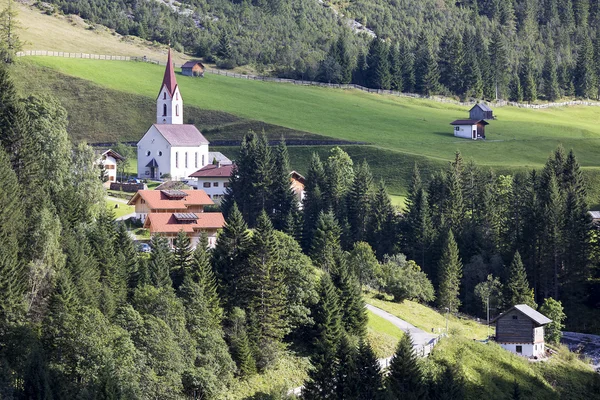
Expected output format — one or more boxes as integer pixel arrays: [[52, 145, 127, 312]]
[[504, 251, 536, 308], [331, 260, 367, 337], [438, 31, 464, 94], [367, 38, 392, 90], [190, 233, 222, 322], [148, 235, 173, 289], [311, 211, 343, 273], [302, 153, 326, 251], [415, 35, 441, 95], [389, 43, 403, 91], [171, 230, 193, 290], [270, 139, 297, 231], [347, 160, 374, 243], [212, 203, 251, 310], [355, 339, 384, 400], [574, 34, 597, 98], [489, 32, 509, 99], [404, 164, 434, 272], [385, 332, 426, 400], [368, 180, 396, 260], [437, 230, 463, 313], [542, 50, 560, 101], [335, 335, 359, 400], [521, 48, 537, 102], [398, 38, 416, 93]]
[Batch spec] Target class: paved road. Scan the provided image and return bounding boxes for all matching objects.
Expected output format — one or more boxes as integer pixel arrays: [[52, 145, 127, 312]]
[[366, 304, 439, 356]]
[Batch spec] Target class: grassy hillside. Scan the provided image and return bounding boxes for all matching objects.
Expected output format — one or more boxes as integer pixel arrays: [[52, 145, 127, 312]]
[[20, 57, 600, 169], [0, 0, 191, 63]]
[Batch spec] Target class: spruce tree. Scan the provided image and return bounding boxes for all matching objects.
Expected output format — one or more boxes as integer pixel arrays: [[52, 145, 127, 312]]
[[355, 339, 383, 400], [404, 164, 434, 272], [302, 153, 326, 251], [416, 35, 441, 95], [509, 74, 524, 102], [171, 230, 193, 290], [246, 211, 288, 369], [217, 30, 233, 60], [438, 31, 464, 95], [368, 180, 396, 260], [148, 235, 173, 289], [212, 203, 251, 310], [389, 43, 403, 91], [574, 34, 597, 98], [331, 260, 368, 337], [347, 160, 374, 243], [437, 230, 463, 313], [462, 32, 484, 98], [504, 251, 536, 308], [270, 139, 297, 231], [542, 51, 560, 101], [335, 335, 359, 400], [385, 332, 426, 400], [226, 307, 257, 377], [191, 233, 222, 322], [489, 32, 509, 100], [431, 362, 465, 400], [367, 38, 391, 90], [521, 49, 537, 103], [311, 211, 343, 273], [399, 38, 416, 93]]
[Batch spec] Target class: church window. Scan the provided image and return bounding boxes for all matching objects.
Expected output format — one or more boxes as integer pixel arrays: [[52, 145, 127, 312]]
[[175, 152, 179, 168], [185, 152, 188, 168], [158, 151, 163, 156], [163, 92, 166, 100], [176, 105, 179, 116], [146, 151, 151, 156], [176, 92, 178, 100], [195, 152, 198, 168], [163, 104, 167, 116]]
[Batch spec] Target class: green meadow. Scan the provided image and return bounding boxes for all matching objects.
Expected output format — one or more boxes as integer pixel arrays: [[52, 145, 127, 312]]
[[22, 57, 600, 169]]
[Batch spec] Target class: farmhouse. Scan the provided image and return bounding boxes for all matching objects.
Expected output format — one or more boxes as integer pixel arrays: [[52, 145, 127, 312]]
[[127, 189, 214, 223], [189, 163, 235, 203], [181, 61, 205, 77], [96, 149, 124, 186], [469, 103, 494, 120], [451, 119, 488, 140], [144, 212, 224, 248], [290, 171, 306, 203], [137, 49, 211, 180], [491, 304, 552, 358]]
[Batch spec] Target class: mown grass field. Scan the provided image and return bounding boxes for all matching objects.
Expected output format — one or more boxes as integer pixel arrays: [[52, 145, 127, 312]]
[[21, 57, 600, 170], [105, 197, 134, 218]]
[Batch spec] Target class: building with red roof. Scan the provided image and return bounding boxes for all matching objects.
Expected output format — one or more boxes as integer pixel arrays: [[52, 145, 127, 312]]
[[189, 163, 235, 203]]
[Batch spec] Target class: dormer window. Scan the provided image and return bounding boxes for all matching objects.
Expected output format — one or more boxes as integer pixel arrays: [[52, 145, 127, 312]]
[[163, 104, 167, 116]]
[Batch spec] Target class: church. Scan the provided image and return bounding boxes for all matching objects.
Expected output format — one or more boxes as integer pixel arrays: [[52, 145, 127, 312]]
[[137, 50, 211, 181]]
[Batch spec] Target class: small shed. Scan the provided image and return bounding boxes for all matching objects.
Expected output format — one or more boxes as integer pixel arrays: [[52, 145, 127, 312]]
[[491, 304, 552, 358], [469, 103, 494, 120], [451, 119, 488, 140], [181, 61, 205, 77]]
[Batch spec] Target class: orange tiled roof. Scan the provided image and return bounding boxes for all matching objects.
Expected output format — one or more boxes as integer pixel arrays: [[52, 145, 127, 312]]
[[128, 189, 213, 209], [144, 212, 225, 233]]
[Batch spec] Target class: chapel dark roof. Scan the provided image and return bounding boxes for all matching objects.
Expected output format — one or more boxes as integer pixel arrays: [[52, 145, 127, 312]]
[[189, 163, 235, 178], [182, 60, 205, 68], [450, 119, 489, 125], [153, 124, 209, 146]]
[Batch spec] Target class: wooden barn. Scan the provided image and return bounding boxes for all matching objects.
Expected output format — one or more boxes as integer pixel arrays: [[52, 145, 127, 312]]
[[491, 304, 552, 358], [451, 119, 488, 140], [181, 61, 205, 77], [469, 103, 494, 120]]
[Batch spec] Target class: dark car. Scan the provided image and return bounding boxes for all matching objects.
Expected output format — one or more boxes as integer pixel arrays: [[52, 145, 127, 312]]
[[137, 243, 151, 253]]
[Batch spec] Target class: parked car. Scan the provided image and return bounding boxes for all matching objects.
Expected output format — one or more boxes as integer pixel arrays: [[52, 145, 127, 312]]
[[128, 178, 142, 184], [137, 243, 151, 253]]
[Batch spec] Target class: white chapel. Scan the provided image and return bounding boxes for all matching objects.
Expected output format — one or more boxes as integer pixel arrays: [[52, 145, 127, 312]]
[[137, 49, 210, 181]]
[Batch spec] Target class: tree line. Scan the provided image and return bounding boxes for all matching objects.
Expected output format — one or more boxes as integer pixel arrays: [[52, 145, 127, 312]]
[[22, 0, 600, 100]]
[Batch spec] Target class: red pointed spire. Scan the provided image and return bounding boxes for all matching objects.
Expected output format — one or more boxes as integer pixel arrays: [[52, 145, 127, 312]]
[[160, 48, 178, 97]]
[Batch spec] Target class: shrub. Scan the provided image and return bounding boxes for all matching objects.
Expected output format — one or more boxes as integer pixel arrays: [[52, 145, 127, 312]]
[[378, 255, 435, 303]]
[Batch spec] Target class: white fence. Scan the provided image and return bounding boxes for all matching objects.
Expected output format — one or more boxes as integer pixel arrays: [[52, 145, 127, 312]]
[[16, 50, 600, 109]]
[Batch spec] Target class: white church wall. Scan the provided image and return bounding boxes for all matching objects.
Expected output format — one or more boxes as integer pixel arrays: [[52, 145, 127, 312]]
[[156, 86, 183, 125], [170, 144, 209, 181], [137, 126, 171, 179]]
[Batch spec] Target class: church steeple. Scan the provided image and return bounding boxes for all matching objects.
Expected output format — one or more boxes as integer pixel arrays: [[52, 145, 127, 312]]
[[156, 48, 183, 125]]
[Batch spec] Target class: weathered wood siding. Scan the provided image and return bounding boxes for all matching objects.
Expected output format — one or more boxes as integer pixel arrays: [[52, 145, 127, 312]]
[[495, 309, 535, 343], [469, 107, 493, 120]]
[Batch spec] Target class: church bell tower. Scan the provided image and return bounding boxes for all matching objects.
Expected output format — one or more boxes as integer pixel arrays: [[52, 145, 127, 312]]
[[156, 49, 183, 125]]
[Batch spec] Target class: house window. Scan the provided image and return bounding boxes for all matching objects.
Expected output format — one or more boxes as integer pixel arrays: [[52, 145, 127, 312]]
[[141, 199, 145, 204], [185, 152, 188, 168], [455, 126, 459, 131], [195, 152, 198, 168], [213, 182, 219, 187], [163, 104, 167, 116], [223, 182, 230, 188], [202, 155, 205, 166], [109, 176, 115, 181], [516, 345, 522, 353], [176, 105, 179, 116], [203, 182, 211, 188], [175, 152, 179, 168], [512, 315, 518, 320]]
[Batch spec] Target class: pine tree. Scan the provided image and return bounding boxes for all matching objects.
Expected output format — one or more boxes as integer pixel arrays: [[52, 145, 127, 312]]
[[336, 35, 355, 84], [504, 251, 536, 308], [489, 32, 509, 99], [0, 0, 24, 63], [438, 31, 464, 95], [385, 332, 426, 400], [226, 307, 257, 377], [115, 222, 139, 296], [335, 335, 359, 399], [303, 275, 342, 399], [437, 230, 463, 313], [431, 362, 465, 400], [148, 235, 173, 289], [404, 164, 434, 272], [0, 147, 24, 319], [302, 153, 326, 251], [355, 339, 383, 400], [246, 211, 288, 369], [389, 43, 403, 91], [324, 146, 354, 225], [543, 50, 560, 101], [444, 154, 465, 235], [574, 35, 597, 98], [367, 38, 391, 90], [217, 30, 233, 60], [462, 32, 484, 98], [212, 203, 251, 310], [191, 233, 222, 322], [521, 49, 537, 102], [171, 230, 193, 290], [399, 38, 416, 93], [311, 211, 343, 273], [509, 74, 524, 102], [270, 139, 297, 231], [368, 180, 396, 260], [416, 35, 441, 95], [347, 160, 374, 243], [331, 260, 367, 337]]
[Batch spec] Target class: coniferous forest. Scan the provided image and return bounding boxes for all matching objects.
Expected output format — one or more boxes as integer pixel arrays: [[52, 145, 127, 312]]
[[0, 50, 600, 397], [41, 0, 600, 100]]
